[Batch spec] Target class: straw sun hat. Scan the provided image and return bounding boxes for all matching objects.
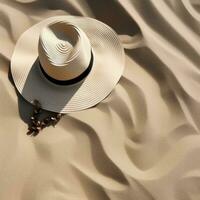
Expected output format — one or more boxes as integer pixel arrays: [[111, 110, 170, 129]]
[[11, 16, 125, 113]]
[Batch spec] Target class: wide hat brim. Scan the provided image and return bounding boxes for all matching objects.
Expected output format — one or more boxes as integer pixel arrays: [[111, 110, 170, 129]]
[[11, 16, 125, 113]]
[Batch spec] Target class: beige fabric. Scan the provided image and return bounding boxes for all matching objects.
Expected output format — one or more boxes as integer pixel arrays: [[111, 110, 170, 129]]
[[0, 0, 200, 199]]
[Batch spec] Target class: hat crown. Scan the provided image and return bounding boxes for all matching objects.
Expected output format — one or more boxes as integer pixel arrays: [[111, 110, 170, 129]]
[[38, 21, 92, 81]]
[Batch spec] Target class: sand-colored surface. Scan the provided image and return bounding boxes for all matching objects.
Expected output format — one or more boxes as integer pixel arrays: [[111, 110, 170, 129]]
[[0, 0, 200, 199]]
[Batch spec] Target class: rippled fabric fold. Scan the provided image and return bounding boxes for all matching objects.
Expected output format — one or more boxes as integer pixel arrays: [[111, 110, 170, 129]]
[[0, 0, 200, 200]]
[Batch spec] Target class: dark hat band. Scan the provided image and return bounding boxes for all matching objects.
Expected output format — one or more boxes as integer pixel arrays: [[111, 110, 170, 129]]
[[39, 51, 93, 85]]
